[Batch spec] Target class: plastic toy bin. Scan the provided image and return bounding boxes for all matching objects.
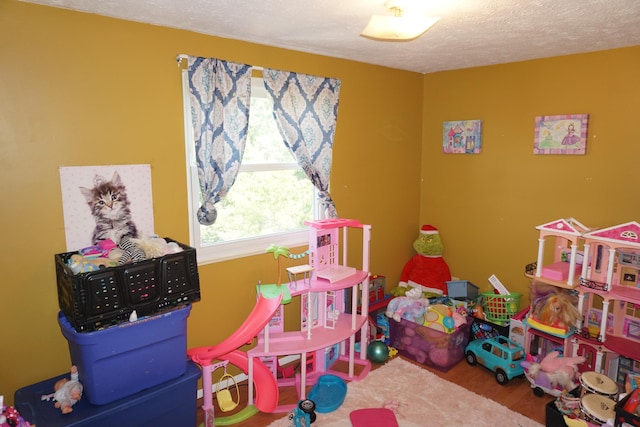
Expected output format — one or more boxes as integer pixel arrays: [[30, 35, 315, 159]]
[[58, 304, 191, 405], [55, 237, 200, 332], [446, 280, 479, 300], [481, 292, 522, 325], [389, 316, 472, 372], [15, 361, 200, 427]]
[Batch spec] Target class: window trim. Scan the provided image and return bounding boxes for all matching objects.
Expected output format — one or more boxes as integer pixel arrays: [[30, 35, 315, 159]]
[[182, 71, 315, 265]]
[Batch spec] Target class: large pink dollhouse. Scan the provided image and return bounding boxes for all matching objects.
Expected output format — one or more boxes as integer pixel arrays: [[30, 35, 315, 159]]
[[246, 218, 372, 412], [525, 219, 640, 389], [574, 221, 640, 378]]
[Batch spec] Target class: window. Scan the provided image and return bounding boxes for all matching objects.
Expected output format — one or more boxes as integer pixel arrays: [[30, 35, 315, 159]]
[[183, 75, 317, 264]]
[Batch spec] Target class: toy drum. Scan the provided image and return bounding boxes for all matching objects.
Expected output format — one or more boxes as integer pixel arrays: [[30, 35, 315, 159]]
[[580, 371, 618, 400], [580, 393, 615, 425]]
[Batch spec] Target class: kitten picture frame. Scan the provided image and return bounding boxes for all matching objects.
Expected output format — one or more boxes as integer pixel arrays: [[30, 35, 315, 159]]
[[59, 164, 155, 251]]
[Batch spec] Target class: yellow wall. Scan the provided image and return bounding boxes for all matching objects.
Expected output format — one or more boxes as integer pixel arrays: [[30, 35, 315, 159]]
[[0, 0, 422, 403], [1, 0, 639, 405], [421, 46, 640, 301]]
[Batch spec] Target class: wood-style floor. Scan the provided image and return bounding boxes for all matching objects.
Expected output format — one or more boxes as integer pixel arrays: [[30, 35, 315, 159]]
[[196, 356, 550, 426]]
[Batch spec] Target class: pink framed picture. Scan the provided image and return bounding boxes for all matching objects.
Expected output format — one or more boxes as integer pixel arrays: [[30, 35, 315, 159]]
[[534, 114, 589, 155]]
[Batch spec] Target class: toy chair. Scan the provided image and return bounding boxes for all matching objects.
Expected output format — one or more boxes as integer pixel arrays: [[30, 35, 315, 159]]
[[216, 366, 239, 412]]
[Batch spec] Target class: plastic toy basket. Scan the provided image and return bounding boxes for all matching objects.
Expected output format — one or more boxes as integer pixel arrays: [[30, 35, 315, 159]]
[[481, 292, 522, 325]]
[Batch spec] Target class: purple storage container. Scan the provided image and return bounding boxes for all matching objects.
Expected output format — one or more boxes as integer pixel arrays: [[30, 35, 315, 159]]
[[389, 315, 472, 372]]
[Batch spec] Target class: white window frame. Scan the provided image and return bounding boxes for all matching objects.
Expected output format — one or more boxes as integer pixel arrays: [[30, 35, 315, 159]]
[[182, 71, 318, 265]]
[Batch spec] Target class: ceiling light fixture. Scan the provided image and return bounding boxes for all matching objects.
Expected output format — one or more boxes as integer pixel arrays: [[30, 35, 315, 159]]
[[360, 0, 440, 41]]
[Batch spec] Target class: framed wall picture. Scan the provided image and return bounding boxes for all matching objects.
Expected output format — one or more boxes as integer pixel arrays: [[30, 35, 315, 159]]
[[534, 114, 589, 155], [59, 164, 154, 251], [442, 120, 482, 154]]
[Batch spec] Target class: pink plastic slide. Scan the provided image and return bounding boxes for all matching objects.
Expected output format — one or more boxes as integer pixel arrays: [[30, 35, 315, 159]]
[[222, 349, 278, 412], [188, 288, 284, 413]]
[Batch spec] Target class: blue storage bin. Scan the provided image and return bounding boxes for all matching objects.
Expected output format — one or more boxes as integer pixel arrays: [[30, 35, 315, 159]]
[[58, 304, 190, 405], [15, 361, 199, 427], [446, 280, 479, 300]]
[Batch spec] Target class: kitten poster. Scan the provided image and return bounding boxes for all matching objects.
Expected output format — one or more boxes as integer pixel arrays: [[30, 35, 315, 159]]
[[59, 164, 155, 251]]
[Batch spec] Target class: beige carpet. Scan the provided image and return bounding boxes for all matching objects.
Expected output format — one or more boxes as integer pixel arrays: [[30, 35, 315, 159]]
[[266, 357, 544, 427]]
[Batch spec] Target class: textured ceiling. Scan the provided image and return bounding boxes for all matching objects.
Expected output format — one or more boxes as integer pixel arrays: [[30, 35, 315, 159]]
[[18, 0, 640, 73]]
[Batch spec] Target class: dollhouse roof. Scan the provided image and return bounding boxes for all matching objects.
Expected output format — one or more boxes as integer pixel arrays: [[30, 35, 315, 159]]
[[305, 218, 362, 229], [535, 218, 591, 237], [582, 221, 640, 249]]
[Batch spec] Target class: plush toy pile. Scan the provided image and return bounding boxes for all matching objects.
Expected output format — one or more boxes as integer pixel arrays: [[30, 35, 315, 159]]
[[67, 235, 183, 275], [386, 288, 468, 334]]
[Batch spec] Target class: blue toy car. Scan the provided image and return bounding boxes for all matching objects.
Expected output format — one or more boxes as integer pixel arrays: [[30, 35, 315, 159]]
[[464, 336, 525, 385], [287, 399, 316, 427]]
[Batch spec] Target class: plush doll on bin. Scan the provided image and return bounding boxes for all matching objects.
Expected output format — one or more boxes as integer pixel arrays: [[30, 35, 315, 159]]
[[398, 225, 452, 297]]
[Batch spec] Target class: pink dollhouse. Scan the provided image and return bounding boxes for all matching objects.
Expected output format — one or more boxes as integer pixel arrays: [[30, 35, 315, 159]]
[[526, 217, 591, 289], [525, 219, 640, 389], [187, 218, 373, 425], [521, 218, 590, 363], [573, 221, 640, 378], [247, 218, 373, 412]]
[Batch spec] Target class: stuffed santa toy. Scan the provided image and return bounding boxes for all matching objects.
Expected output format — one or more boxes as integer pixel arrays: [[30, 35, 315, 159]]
[[399, 224, 452, 296]]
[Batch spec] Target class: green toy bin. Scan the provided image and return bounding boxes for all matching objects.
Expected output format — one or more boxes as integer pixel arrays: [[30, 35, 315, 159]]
[[481, 292, 521, 326]]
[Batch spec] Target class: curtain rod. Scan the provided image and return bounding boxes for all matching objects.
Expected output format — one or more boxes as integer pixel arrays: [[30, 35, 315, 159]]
[[176, 54, 263, 71]]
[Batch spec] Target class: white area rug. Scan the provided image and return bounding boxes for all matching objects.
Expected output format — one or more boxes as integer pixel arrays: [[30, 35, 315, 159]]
[[266, 357, 544, 427]]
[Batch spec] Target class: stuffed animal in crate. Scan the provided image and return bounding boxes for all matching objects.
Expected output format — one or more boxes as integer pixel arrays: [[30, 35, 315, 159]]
[[41, 366, 83, 414], [386, 288, 430, 324], [398, 225, 452, 296]]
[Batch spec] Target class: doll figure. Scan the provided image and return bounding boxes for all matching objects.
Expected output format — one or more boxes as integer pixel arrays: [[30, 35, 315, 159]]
[[42, 366, 83, 414]]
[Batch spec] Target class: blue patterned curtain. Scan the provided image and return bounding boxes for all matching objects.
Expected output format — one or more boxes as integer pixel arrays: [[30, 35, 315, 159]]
[[262, 69, 341, 218], [187, 56, 252, 225]]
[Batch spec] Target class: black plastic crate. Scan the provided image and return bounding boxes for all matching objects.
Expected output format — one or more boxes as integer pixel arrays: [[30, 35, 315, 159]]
[[55, 238, 200, 332], [469, 316, 510, 342], [616, 391, 640, 427]]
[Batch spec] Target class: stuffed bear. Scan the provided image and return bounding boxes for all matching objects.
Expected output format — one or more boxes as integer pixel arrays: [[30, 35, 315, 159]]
[[399, 225, 452, 296]]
